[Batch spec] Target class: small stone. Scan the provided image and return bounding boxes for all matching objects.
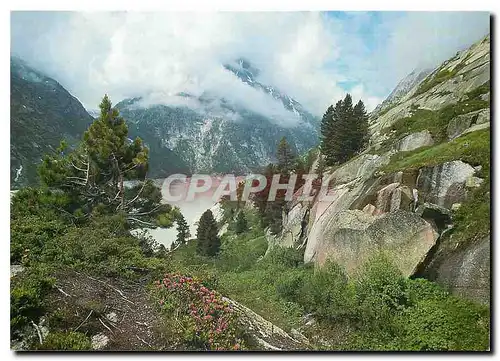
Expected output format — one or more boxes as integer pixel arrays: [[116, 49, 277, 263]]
[[10, 265, 25, 277], [451, 203, 462, 212], [465, 176, 484, 188], [91, 333, 109, 350], [105, 312, 118, 324], [474, 165, 483, 173]]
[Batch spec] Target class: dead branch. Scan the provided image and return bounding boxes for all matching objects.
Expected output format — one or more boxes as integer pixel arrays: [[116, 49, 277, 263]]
[[31, 321, 43, 344], [54, 284, 71, 297], [99, 317, 114, 334], [82, 274, 135, 305], [124, 180, 147, 207], [127, 217, 155, 227], [135, 335, 153, 349], [74, 310, 93, 332]]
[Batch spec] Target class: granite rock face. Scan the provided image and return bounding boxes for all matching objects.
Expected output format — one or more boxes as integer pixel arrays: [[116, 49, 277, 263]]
[[309, 210, 439, 277], [434, 236, 490, 305]]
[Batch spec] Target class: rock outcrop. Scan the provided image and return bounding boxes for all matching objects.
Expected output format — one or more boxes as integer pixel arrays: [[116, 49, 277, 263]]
[[307, 210, 439, 277], [269, 34, 490, 305], [398, 130, 434, 151]]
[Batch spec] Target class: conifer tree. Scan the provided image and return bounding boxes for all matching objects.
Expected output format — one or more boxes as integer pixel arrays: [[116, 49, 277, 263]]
[[320, 94, 369, 166], [196, 209, 221, 257], [234, 210, 248, 235], [175, 213, 191, 245], [38, 94, 174, 228], [276, 136, 295, 173]]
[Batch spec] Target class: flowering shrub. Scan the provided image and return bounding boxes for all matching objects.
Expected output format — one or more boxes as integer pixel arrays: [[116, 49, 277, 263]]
[[155, 273, 245, 350]]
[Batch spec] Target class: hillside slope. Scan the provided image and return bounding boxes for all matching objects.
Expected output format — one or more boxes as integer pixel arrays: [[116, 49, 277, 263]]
[[272, 34, 491, 305], [10, 56, 93, 188]]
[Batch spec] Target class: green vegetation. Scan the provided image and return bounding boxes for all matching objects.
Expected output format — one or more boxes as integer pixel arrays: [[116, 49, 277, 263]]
[[320, 93, 369, 165], [37, 332, 92, 351], [11, 91, 490, 351], [196, 210, 221, 257], [165, 207, 489, 350], [381, 97, 488, 147], [384, 128, 490, 174], [384, 127, 490, 249]]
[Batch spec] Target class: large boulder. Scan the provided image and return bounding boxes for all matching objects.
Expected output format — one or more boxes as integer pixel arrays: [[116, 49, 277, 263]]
[[434, 236, 490, 305], [398, 130, 434, 152], [279, 203, 308, 248], [417, 160, 476, 209], [447, 111, 480, 140], [308, 209, 439, 277]]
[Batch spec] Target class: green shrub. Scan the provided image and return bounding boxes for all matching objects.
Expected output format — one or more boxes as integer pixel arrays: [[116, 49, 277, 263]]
[[11, 265, 55, 335], [394, 296, 490, 350], [37, 331, 92, 350], [263, 246, 304, 269], [353, 255, 407, 331], [298, 261, 355, 322]]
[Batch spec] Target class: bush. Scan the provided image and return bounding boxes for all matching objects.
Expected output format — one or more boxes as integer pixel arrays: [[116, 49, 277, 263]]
[[299, 261, 354, 322], [353, 255, 407, 331], [395, 296, 490, 350], [11, 265, 55, 335], [275, 269, 309, 303], [263, 246, 304, 269], [37, 331, 92, 350], [154, 273, 245, 350]]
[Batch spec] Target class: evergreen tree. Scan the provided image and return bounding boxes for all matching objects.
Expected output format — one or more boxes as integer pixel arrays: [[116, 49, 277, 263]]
[[196, 210, 221, 257], [38, 95, 174, 228], [320, 94, 369, 166], [234, 211, 248, 235], [175, 213, 190, 245], [276, 136, 295, 173], [352, 100, 369, 153]]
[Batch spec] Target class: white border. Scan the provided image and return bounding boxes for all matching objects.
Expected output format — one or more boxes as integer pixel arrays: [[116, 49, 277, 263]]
[[2, 1, 498, 360]]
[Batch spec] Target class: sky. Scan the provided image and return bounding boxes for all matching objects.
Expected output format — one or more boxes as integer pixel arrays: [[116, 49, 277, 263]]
[[11, 11, 490, 118]]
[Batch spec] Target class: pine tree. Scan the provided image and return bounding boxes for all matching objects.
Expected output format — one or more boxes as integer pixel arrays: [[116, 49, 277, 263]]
[[38, 94, 173, 228], [196, 210, 221, 257], [276, 136, 295, 173], [352, 100, 369, 153], [320, 94, 368, 166], [175, 213, 190, 245], [234, 211, 248, 235]]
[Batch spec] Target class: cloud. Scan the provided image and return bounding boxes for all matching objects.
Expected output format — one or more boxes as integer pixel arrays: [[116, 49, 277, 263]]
[[11, 11, 490, 121]]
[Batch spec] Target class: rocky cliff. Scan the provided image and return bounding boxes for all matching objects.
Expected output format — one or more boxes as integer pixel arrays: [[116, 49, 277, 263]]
[[271, 34, 490, 305]]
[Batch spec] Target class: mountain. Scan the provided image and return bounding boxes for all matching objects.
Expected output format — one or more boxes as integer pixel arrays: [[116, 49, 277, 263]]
[[10, 56, 93, 188], [269, 34, 490, 305], [117, 59, 320, 177], [370, 68, 431, 118]]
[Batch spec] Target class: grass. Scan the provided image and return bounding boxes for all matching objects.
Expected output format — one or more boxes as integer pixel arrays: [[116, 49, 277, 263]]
[[378, 90, 489, 154], [383, 127, 490, 175]]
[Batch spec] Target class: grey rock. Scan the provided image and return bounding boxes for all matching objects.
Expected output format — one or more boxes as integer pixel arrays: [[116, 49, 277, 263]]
[[310, 210, 439, 277], [466, 176, 484, 188], [435, 235, 490, 305], [417, 160, 475, 208], [480, 92, 490, 102], [415, 202, 452, 231], [91, 333, 110, 350], [447, 111, 480, 140], [11, 264, 25, 277], [476, 108, 490, 124], [461, 121, 490, 136], [398, 130, 434, 152], [105, 312, 118, 324]]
